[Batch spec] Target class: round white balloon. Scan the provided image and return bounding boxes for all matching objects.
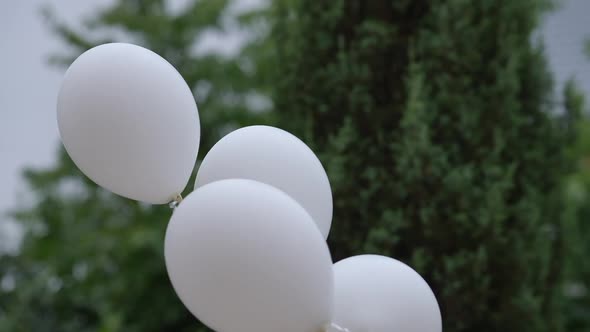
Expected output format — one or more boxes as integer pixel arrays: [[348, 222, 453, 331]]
[[332, 255, 442, 332], [57, 43, 200, 204], [195, 125, 333, 238], [165, 179, 334, 332]]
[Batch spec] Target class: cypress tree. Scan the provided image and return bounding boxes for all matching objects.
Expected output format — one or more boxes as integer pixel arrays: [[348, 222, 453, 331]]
[[274, 1, 566, 331], [561, 80, 590, 331]]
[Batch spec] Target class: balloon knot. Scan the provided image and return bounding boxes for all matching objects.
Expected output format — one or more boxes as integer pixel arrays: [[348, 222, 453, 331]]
[[168, 194, 183, 209]]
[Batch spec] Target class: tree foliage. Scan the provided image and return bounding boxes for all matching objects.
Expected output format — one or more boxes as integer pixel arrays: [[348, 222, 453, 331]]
[[561, 80, 590, 331], [273, 1, 569, 331]]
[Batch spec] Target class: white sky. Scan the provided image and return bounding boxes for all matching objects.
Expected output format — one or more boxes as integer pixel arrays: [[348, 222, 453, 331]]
[[0, 1, 110, 192], [543, 0, 590, 99], [1, 0, 590, 249], [0, 0, 113, 251]]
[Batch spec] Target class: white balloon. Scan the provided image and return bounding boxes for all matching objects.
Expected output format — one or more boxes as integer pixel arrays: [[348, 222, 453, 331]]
[[332, 255, 442, 332], [195, 125, 333, 238], [165, 179, 334, 332], [57, 43, 200, 204]]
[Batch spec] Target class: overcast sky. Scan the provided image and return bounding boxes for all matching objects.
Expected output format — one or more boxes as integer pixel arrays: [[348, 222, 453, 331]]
[[1, 0, 590, 248]]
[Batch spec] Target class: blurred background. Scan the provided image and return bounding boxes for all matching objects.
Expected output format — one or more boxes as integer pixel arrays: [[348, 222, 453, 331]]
[[1, 0, 590, 331]]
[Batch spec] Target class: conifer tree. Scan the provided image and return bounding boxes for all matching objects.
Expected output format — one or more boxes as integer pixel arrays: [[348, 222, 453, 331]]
[[273, 1, 567, 331]]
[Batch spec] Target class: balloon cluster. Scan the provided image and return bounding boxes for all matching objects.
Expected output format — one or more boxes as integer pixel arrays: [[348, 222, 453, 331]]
[[57, 43, 442, 332]]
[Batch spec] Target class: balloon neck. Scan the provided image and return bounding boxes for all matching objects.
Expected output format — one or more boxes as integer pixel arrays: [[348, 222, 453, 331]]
[[325, 322, 351, 332], [168, 194, 183, 209]]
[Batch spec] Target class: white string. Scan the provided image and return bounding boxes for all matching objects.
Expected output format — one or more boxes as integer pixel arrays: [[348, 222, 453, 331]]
[[325, 322, 351, 332]]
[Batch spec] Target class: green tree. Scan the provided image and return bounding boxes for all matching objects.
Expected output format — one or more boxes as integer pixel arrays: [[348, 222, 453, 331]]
[[273, 1, 567, 331], [561, 83, 590, 332], [0, 1, 271, 331], [561, 51, 590, 332]]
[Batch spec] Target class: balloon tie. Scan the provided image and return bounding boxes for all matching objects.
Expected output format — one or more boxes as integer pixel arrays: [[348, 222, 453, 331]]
[[325, 322, 351, 332], [168, 194, 183, 209]]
